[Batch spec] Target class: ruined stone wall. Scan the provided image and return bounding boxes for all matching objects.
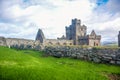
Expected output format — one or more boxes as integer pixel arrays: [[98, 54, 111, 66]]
[[44, 46, 120, 65], [89, 39, 100, 46], [78, 36, 88, 45], [6, 38, 34, 46], [0, 37, 43, 50], [0, 37, 7, 46], [65, 19, 101, 46], [43, 39, 73, 46]]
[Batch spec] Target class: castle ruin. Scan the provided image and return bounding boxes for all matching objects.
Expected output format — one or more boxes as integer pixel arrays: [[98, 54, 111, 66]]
[[35, 29, 73, 46], [66, 18, 101, 46], [36, 18, 101, 46], [0, 18, 101, 48]]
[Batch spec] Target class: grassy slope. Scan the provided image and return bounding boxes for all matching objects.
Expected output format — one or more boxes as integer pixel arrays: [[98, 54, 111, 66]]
[[0, 46, 120, 80]]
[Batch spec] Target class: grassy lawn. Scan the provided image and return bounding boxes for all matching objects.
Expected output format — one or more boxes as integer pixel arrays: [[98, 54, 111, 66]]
[[0, 46, 120, 80]]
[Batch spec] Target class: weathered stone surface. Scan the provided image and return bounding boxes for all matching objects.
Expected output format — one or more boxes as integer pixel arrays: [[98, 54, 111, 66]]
[[93, 57, 101, 63], [118, 31, 120, 47], [44, 46, 120, 65], [0, 36, 7, 46], [35, 29, 45, 43], [110, 60, 115, 64], [0, 38, 44, 50], [116, 61, 120, 65], [66, 18, 101, 46]]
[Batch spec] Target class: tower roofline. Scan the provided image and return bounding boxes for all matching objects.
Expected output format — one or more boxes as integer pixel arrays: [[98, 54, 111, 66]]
[[90, 30, 96, 36]]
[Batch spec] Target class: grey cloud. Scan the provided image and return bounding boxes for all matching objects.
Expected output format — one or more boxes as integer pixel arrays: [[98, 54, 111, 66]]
[[0, 0, 21, 9], [0, 0, 55, 9], [106, 0, 120, 13], [23, 0, 56, 9], [94, 0, 120, 14], [0, 0, 56, 24], [95, 26, 119, 43], [0, 0, 25, 23], [86, 0, 120, 24], [0, 23, 21, 34], [0, 22, 39, 39]]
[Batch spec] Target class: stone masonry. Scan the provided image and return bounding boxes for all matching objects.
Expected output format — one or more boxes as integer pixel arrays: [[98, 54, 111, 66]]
[[0, 36, 43, 50], [118, 31, 120, 47], [44, 46, 120, 65], [35, 18, 101, 47], [66, 18, 101, 46], [0, 19, 101, 47], [35, 29, 45, 43]]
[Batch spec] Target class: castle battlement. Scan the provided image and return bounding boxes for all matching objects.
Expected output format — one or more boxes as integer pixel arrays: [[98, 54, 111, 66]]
[[72, 18, 81, 25]]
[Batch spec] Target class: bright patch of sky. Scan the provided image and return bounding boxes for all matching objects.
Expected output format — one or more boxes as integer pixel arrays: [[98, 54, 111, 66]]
[[96, 0, 109, 6], [0, 0, 120, 43]]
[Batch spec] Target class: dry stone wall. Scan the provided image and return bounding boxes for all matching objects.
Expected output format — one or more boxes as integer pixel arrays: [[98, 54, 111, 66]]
[[44, 46, 120, 65], [0, 37, 43, 50]]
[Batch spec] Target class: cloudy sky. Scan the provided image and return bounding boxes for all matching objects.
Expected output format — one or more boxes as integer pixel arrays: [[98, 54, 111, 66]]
[[0, 0, 120, 43]]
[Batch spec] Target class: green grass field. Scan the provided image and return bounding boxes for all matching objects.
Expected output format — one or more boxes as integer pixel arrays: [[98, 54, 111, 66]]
[[0, 46, 120, 80]]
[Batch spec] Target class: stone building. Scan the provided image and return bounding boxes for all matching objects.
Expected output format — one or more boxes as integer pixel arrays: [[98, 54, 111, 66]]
[[118, 31, 120, 47], [35, 18, 101, 46], [0, 18, 101, 47], [66, 18, 101, 46], [35, 29, 73, 46]]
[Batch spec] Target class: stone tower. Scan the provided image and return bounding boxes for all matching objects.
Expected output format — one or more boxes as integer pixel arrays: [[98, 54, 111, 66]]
[[66, 18, 87, 45], [118, 31, 120, 47], [35, 29, 45, 43], [66, 18, 101, 46]]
